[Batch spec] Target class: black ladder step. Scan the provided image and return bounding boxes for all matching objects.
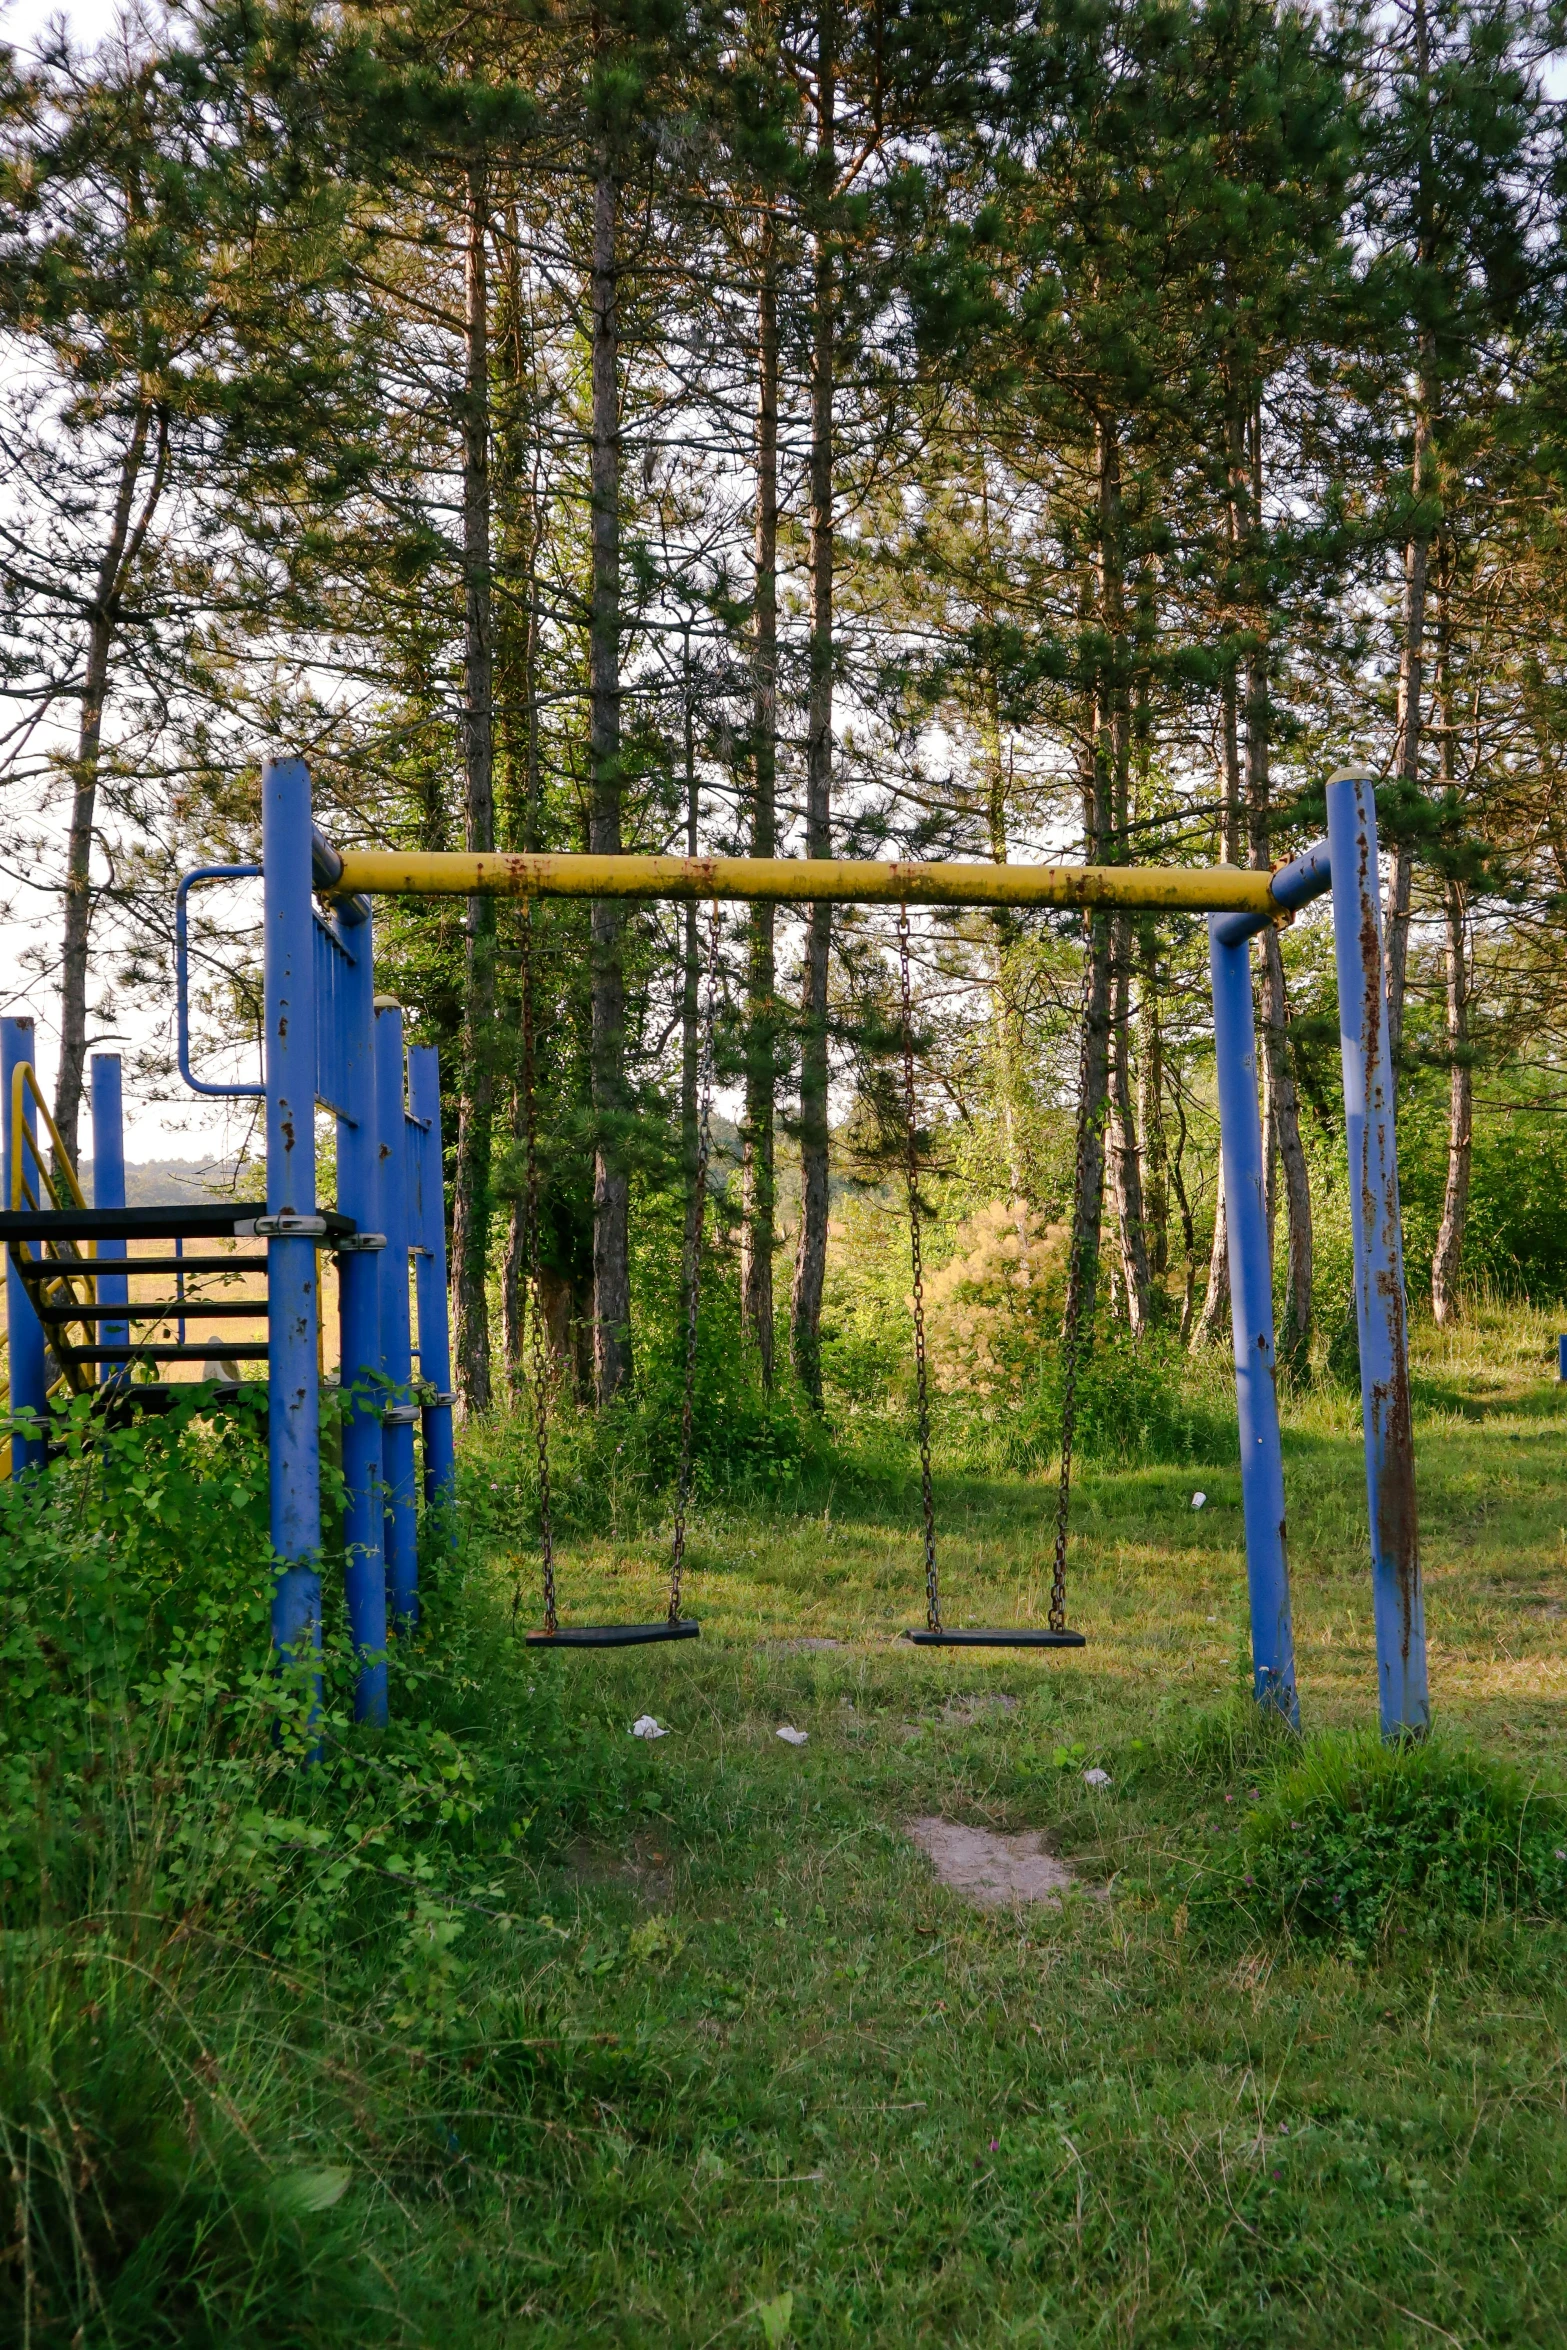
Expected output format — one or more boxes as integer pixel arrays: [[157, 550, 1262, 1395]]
[[57, 1348, 273, 1369], [0, 1206, 352, 1243], [53, 1254, 269, 1277], [35, 1298, 267, 1323], [95, 1381, 268, 1421]]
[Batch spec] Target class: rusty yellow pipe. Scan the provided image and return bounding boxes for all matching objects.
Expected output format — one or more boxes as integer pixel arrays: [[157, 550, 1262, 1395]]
[[329, 849, 1280, 917]]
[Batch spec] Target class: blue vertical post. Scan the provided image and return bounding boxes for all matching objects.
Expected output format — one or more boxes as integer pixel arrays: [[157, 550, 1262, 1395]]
[[2, 1017, 47, 1476], [334, 897, 387, 1725], [375, 997, 418, 1631], [406, 1045, 456, 1535], [1207, 920, 1299, 1724], [1326, 768, 1429, 1739], [262, 755, 322, 1686], [90, 1055, 129, 1381]]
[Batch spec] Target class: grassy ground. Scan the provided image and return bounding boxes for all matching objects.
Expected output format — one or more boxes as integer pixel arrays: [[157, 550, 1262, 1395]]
[[385, 1302, 1567, 2346], [13, 1304, 1567, 2347]]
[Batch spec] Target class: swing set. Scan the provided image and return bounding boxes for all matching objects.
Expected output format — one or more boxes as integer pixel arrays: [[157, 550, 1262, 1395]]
[[2, 758, 1429, 1740]]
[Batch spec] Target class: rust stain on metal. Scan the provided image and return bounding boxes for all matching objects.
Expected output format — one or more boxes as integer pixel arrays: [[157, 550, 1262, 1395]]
[[1353, 817, 1421, 1665]]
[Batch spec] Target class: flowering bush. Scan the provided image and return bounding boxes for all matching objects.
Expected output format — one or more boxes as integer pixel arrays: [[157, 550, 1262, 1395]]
[[920, 1199, 1069, 1401]]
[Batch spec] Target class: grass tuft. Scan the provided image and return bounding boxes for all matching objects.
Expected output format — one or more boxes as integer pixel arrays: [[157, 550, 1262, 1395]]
[[1229, 1732, 1567, 1952]]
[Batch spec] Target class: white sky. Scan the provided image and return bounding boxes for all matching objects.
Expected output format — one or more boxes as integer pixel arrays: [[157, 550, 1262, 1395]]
[[1, 0, 211, 1162]]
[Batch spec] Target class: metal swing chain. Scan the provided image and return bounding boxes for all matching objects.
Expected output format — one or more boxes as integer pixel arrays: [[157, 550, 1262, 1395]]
[[669, 900, 721, 1625], [520, 900, 558, 1635], [898, 905, 940, 1634], [1049, 922, 1098, 1633]]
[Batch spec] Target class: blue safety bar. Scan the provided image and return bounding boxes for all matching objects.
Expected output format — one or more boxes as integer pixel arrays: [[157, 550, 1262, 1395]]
[[313, 912, 358, 1121], [175, 865, 265, 1098]]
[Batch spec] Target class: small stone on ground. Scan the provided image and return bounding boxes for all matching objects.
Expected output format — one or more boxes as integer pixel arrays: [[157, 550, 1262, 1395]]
[[906, 1816, 1096, 1911]]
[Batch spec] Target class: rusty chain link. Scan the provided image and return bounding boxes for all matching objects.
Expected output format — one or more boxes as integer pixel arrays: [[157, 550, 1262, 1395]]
[[1049, 922, 1098, 1632], [898, 906, 940, 1633], [668, 900, 720, 1624], [519, 901, 557, 1634]]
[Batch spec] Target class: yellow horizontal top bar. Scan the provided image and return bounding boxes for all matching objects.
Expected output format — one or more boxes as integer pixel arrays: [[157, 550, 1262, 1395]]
[[330, 849, 1279, 917]]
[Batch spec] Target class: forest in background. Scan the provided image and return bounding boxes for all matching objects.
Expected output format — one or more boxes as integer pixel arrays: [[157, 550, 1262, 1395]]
[[7, 0, 1567, 1447]]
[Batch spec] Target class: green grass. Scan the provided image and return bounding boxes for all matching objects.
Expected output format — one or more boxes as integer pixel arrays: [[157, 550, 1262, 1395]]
[[9, 1301, 1567, 2345]]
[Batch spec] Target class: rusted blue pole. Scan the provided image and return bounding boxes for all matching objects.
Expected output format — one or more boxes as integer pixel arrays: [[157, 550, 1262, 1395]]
[[1208, 837, 1331, 1721], [375, 997, 419, 1632], [263, 755, 323, 1694], [1326, 770, 1428, 1739], [2, 1016, 47, 1476], [89, 1054, 129, 1381], [333, 894, 387, 1725], [1207, 920, 1299, 1724], [406, 1045, 456, 1533]]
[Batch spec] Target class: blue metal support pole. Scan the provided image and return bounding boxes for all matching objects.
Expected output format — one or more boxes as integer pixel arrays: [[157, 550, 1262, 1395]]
[[89, 1055, 129, 1380], [1326, 769, 1429, 1739], [375, 998, 418, 1631], [406, 1045, 456, 1534], [2, 1017, 47, 1477], [1208, 920, 1299, 1724], [262, 755, 323, 1684], [334, 897, 386, 1725]]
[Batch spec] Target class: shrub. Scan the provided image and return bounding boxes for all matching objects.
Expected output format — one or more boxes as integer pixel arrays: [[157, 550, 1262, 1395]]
[[1018, 1325, 1234, 1468], [1227, 1732, 1567, 1949], [920, 1199, 1068, 1397], [0, 1942, 383, 2348]]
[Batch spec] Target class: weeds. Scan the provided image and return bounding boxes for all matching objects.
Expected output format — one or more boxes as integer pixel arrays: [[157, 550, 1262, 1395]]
[[1, 1308, 1566, 2341], [1229, 1732, 1567, 1951]]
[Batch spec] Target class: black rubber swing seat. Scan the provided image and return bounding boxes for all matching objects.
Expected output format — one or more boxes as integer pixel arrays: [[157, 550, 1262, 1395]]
[[903, 1627, 1087, 1649], [526, 1620, 701, 1648]]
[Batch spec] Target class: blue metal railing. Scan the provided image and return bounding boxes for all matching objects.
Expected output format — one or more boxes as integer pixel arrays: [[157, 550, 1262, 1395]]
[[175, 865, 265, 1099]]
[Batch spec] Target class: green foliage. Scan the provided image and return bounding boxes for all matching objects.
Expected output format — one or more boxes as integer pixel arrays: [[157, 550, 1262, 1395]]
[[1398, 1087, 1567, 1306], [1228, 1733, 1567, 1951], [0, 1390, 635, 1956], [0, 1944, 384, 2349], [1024, 1327, 1234, 1468]]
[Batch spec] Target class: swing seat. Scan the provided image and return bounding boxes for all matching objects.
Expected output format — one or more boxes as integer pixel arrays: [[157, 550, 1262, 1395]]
[[527, 1619, 700, 1648], [903, 1627, 1086, 1649]]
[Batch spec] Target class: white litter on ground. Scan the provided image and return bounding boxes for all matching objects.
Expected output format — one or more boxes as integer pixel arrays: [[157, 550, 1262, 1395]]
[[775, 1725, 809, 1746], [1083, 1767, 1112, 1789], [631, 1716, 667, 1740], [906, 1817, 1099, 1912], [1191, 1491, 1207, 1509]]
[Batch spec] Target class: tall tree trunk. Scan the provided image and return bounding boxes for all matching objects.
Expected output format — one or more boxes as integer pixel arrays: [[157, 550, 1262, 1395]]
[[1431, 874, 1471, 1324], [496, 219, 544, 1399], [1107, 927, 1151, 1331], [1095, 415, 1151, 1333], [588, 146, 632, 1404], [1431, 545, 1470, 1323], [1138, 924, 1167, 1277], [742, 225, 779, 1385], [1385, 389, 1433, 1064], [451, 163, 497, 1416], [1193, 1159, 1230, 1350], [1385, 0, 1437, 1064], [982, 674, 1028, 1200], [977, 458, 1026, 1202], [1244, 398, 1312, 1373], [54, 401, 167, 1167], [790, 15, 835, 1409], [1195, 581, 1244, 1352], [1065, 902, 1114, 1351], [680, 638, 701, 1293]]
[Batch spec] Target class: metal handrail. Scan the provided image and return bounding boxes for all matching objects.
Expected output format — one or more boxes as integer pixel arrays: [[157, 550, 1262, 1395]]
[[175, 865, 265, 1099]]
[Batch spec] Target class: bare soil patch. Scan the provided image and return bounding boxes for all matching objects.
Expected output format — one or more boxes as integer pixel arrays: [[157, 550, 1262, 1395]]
[[905, 1816, 1101, 1911]]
